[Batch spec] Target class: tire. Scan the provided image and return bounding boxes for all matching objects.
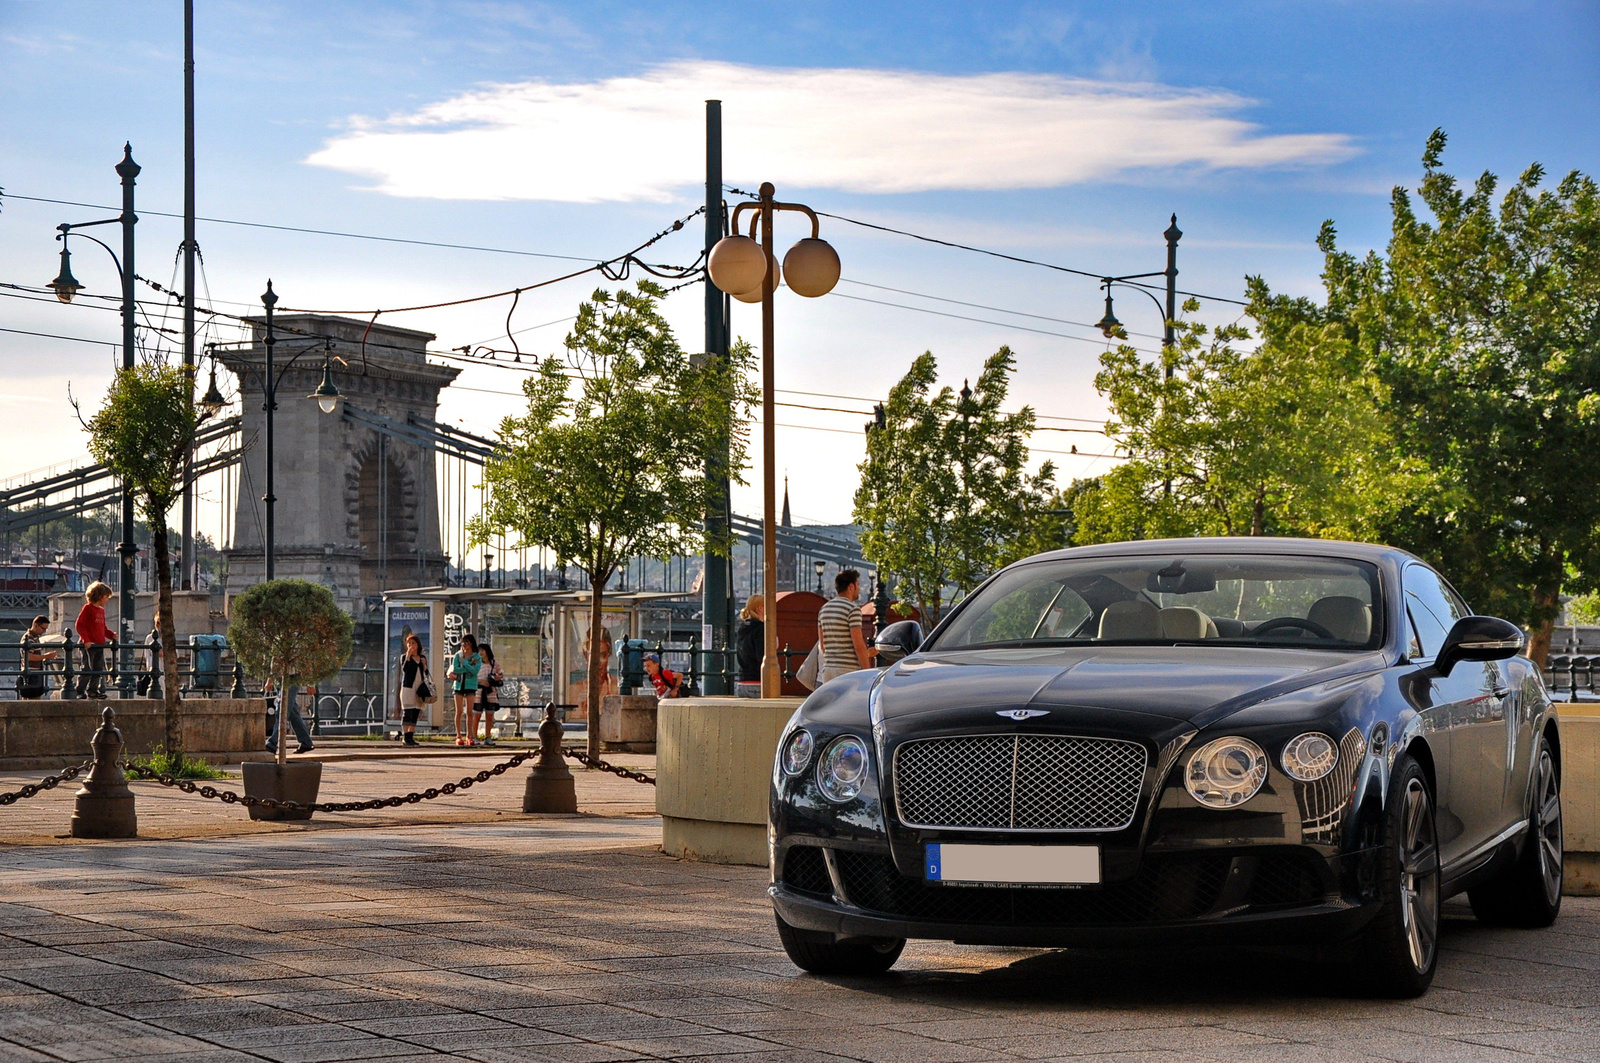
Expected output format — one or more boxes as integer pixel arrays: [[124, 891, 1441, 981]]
[[1468, 740, 1562, 928], [1352, 754, 1440, 998], [774, 913, 905, 976]]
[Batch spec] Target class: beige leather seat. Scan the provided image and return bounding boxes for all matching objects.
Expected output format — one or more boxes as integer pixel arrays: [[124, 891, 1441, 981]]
[[1159, 606, 1219, 639], [1306, 595, 1371, 643], [1097, 600, 1160, 640]]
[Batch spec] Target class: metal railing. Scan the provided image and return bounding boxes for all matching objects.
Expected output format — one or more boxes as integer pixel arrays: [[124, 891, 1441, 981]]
[[1, 629, 247, 702], [617, 641, 809, 697]]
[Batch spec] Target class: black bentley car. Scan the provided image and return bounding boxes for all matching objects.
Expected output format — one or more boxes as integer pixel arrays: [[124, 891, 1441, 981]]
[[769, 539, 1563, 996]]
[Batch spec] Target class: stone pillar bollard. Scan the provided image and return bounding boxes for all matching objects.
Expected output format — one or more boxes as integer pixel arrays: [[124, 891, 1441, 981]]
[[70, 707, 137, 838], [523, 705, 577, 813]]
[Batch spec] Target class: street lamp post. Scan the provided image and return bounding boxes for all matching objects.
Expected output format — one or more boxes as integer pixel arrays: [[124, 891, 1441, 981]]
[[707, 183, 841, 698], [483, 551, 494, 590], [251, 284, 343, 580], [813, 559, 826, 596], [870, 568, 892, 644], [49, 144, 141, 695], [1095, 216, 1182, 494]]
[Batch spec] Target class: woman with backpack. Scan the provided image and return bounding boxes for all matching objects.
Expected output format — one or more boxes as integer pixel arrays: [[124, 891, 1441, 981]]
[[449, 633, 482, 746]]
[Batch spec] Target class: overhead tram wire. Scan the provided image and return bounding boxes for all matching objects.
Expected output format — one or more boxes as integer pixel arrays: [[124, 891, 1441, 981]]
[[2, 193, 602, 264], [723, 185, 1250, 308]]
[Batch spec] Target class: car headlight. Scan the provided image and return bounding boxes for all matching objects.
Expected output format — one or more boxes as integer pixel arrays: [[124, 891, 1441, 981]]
[[1281, 732, 1339, 782], [1185, 736, 1268, 808], [816, 735, 869, 803], [780, 728, 814, 776]]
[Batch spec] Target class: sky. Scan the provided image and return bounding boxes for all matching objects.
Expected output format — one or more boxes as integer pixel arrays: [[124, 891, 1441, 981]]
[[2, 0, 1597, 570]]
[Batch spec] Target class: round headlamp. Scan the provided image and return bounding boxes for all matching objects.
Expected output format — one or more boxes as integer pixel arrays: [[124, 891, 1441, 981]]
[[1281, 732, 1339, 782], [816, 735, 869, 803], [780, 728, 814, 776], [1185, 736, 1268, 808]]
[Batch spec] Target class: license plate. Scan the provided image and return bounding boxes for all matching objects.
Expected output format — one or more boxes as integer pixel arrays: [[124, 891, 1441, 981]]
[[925, 843, 1100, 885]]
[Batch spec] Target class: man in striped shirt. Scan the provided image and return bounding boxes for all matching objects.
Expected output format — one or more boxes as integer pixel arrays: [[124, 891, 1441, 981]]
[[816, 569, 877, 685]]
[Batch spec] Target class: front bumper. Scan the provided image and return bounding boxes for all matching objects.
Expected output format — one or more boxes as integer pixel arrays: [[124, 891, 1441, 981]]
[[772, 843, 1380, 949]]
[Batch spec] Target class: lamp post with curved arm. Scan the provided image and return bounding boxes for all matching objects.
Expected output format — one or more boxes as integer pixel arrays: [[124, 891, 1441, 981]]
[[707, 183, 842, 698], [1095, 216, 1183, 495], [49, 144, 141, 694], [230, 283, 345, 580]]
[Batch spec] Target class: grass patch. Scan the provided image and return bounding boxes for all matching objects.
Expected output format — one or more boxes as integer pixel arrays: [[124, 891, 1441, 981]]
[[130, 748, 229, 779]]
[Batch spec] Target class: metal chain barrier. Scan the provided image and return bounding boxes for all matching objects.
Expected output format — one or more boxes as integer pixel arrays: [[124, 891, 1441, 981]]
[[120, 743, 655, 812], [563, 747, 657, 786], [0, 761, 93, 806], [125, 751, 537, 812]]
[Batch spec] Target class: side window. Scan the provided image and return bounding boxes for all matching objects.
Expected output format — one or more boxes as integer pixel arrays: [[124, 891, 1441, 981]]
[[1405, 608, 1425, 659], [1404, 565, 1463, 659]]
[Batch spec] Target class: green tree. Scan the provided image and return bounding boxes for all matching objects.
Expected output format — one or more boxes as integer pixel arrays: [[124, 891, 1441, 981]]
[[1315, 131, 1600, 663], [470, 283, 756, 756], [81, 361, 212, 759], [1080, 298, 1411, 545], [855, 347, 1055, 624], [228, 580, 353, 765]]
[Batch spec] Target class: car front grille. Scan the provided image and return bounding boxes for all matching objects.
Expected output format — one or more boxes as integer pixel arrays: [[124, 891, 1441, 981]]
[[832, 847, 1329, 925], [892, 734, 1148, 831]]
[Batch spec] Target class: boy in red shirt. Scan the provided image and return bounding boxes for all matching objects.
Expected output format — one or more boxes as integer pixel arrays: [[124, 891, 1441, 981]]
[[74, 581, 116, 698]]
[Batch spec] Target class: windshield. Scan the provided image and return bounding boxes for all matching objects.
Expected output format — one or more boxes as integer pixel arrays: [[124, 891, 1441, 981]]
[[934, 553, 1384, 651]]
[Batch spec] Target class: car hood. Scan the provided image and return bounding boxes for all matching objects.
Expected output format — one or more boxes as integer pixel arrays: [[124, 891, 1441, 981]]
[[875, 644, 1385, 727]]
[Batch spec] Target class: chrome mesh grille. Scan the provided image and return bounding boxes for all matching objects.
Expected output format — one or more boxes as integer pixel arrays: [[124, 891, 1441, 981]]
[[893, 734, 1148, 831]]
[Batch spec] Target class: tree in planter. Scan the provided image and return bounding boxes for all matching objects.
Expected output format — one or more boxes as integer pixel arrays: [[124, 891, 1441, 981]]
[[227, 580, 353, 766], [81, 361, 215, 761], [854, 348, 1055, 624], [470, 282, 756, 757]]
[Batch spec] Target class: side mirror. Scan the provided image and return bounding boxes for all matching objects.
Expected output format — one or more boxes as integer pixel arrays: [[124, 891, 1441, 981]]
[[876, 620, 924, 664], [1435, 615, 1524, 676]]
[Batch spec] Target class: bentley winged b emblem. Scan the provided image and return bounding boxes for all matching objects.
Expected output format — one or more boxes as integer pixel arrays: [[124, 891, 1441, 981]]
[[997, 709, 1049, 721]]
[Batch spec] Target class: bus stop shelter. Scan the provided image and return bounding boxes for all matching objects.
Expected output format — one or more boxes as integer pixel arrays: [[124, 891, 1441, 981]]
[[378, 586, 689, 735]]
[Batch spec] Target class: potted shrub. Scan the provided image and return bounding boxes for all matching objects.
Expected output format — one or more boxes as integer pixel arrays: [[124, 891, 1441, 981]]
[[228, 579, 353, 820]]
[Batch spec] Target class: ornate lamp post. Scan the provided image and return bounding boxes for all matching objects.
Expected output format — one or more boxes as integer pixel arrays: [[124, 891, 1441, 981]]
[[49, 144, 141, 694], [813, 559, 826, 596], [243, 284, 344, 579], [1095, 216, 1182, 494], [707, 183, 841, 697]]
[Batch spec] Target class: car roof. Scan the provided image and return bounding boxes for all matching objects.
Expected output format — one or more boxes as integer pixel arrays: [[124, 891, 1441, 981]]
[[1026, 536, 1420, 567]]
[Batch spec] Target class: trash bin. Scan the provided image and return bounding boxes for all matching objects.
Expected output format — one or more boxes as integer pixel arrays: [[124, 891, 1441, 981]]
[[189, 634, 227, 692], [616, 638, 649, 695]]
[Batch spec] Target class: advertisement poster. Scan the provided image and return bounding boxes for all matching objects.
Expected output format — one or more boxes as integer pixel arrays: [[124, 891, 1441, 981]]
[[385, 603, 432, 726], [560, 608, 630, 719]]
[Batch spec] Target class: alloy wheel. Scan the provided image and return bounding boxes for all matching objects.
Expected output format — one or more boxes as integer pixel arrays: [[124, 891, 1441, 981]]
[[1533, 750, 1563, 907], [1398, 776, 1439, 973]]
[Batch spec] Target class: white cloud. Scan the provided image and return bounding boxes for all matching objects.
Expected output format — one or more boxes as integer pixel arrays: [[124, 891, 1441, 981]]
[[306, 60, 1357, 203]]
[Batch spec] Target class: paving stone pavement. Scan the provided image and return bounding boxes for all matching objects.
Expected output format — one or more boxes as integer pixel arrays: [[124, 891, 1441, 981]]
[[0, 819, 1596, 1063]]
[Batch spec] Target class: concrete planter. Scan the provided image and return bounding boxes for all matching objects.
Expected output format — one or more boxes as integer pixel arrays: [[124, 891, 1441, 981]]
[[0, 698, 267, 771], [1557, 704, 1598, 896], [656, 696, 800, 865], [599, 694, 658, 752], [241, 761, 323, 821]]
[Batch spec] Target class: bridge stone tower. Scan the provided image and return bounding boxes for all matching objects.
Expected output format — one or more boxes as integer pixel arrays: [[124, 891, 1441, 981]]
[[220, 315, 459, 617]]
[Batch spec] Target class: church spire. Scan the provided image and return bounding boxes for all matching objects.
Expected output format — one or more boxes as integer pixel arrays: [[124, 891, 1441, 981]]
[[781, 475, 791, 528]]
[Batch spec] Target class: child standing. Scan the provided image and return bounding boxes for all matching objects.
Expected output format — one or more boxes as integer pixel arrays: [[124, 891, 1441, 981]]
[[74, 581, 116, 698]]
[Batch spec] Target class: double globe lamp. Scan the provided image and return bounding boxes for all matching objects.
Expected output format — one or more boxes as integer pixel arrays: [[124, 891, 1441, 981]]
[[705, 186, 842, 697], [706, 228, 840, 301]]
